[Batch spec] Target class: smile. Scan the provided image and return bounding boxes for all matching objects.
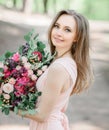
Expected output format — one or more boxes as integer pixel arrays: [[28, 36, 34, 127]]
[[53, 37, 64, 42]]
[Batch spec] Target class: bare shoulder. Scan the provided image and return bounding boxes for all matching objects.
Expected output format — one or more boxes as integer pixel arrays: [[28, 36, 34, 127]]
[[47, 62, 69, 82]]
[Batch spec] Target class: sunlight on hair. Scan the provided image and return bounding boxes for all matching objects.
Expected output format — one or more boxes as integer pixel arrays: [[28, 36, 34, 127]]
[[70, 122, 104, 130]]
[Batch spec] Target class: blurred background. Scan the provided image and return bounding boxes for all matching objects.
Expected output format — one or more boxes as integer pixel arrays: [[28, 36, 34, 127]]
[[0, 0, 109, 130]]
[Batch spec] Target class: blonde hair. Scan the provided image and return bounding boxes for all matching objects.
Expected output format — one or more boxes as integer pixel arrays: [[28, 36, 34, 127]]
[[48, 10, 93, 95]]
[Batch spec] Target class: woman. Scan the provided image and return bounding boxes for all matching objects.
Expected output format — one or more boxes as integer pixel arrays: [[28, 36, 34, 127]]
[[18, 9, 93, 130]]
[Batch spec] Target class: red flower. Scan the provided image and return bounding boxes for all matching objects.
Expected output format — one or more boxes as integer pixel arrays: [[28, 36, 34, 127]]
[[33, 51, 42, 61], [4, 70, 11, 78], [16, 77, 30, 86]]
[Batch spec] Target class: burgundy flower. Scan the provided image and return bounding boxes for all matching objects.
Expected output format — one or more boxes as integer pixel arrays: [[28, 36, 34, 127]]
[[14, 85, 25, 96], [4, 70, 11, 78], [33, 51, 42, 61]]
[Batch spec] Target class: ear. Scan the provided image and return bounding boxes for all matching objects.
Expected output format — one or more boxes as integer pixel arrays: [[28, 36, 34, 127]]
[[73, 40, 77, 43]]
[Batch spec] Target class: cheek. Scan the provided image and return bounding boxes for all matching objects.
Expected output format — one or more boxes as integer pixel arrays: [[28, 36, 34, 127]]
[[66, 35, 74, 43]]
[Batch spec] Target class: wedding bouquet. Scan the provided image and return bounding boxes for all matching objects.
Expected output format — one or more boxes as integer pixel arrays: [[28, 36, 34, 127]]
[[0, 30, 55, 115]]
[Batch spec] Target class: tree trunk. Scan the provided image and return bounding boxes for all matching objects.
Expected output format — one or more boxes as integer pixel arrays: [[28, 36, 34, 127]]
[[13, 0, 17, 7], [22, 0, 33, 14], [43, 0, 48, 13]]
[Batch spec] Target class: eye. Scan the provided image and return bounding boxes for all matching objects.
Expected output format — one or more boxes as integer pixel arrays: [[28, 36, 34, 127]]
[[54, 24, 59, 29], [65, 28, 71, 32]]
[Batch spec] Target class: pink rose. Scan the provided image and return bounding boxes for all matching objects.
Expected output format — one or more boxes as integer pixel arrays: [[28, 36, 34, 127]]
[[4, 65, 8, 72], [37, 69, 43, 76], [3, 93, 10, 99], [9, 78, 16, 85], [31, 74, 37, 81], [28, 69, 33, 76], [16, 77, 30, 86], [12, 52, 20, 62]]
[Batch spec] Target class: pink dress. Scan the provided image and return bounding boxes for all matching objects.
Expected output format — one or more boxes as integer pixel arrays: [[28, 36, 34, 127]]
[[30, 57, 77, 130]]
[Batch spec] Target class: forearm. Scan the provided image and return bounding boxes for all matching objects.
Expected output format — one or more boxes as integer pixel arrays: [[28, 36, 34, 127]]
[[18, 109, 45, 123]]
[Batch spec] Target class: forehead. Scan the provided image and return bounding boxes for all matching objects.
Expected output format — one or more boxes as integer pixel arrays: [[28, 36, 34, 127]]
[[56, 14, 76, 28]]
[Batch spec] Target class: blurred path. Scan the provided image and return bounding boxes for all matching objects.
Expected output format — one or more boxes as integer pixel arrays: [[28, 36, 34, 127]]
[[0, 7, 109, 130]]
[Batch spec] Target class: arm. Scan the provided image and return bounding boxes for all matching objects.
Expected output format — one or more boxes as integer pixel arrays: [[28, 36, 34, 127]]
[[18, 63, 68, 122]]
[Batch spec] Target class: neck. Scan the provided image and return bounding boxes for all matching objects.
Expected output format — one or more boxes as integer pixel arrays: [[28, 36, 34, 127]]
[[55, 48, 71, 59]]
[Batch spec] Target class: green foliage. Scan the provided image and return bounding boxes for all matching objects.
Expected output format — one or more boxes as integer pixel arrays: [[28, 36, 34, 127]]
[[16, 91, 42, 112], [0, 51, 14, 62], [0, 0, 109, 20]]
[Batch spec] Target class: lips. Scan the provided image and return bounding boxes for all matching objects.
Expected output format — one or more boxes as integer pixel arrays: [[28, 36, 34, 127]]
[[53, 37, 64, 43]]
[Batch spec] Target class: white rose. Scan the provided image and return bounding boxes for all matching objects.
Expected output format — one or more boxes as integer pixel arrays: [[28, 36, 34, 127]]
[[22, 56, 28, 63], [16, 65, 22, 70], [24, 62, 31, 70], [2, 83, 14, 94], [0, 62, 3, 68]]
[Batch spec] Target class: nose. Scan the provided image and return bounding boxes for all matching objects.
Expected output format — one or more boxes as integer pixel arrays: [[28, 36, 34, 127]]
[[56, 28, 63, 37]]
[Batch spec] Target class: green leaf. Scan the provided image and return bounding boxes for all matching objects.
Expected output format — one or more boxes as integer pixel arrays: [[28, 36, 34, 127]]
[[14, 106, 18, 114], [4, 108, 10, 115], [0, 100, 3, 107], [5, 51, 14, 59], [38, 92, 42, 96], [18, 46, 23, 55], [0, 68, 3, 72], [28, 109, 37, 115], [24, 35, 30, 42]]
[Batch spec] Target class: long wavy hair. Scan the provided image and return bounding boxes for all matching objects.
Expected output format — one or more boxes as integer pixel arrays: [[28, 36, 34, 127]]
[[48, 10, 93, 95]]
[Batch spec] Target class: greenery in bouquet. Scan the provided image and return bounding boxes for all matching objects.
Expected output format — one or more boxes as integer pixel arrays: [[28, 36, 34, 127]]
[[0, 29, 55, 115]]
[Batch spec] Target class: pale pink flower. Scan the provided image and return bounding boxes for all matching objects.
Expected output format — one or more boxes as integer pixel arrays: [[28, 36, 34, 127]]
[[28, 69, 33, 76], [22, 56, 28, 63], [12, 52, 20, 62], [2, 83, 14, 94], [24, 62, 31, 70], [0, 88, 2, 94], [42, 65, 48, 72], [4, 65, 8, 72], [37, 70, 43, 76], [31, 74, 37, 81], [0, 62, 3, 68], [16, 65, 21, 70], [9, 78, 16, 85], [3, 93, 10, 100]]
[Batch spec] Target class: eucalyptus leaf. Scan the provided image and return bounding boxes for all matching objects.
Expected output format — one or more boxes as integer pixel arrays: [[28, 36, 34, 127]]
[[14, 106, 18, 114], [28, 109, 37, 115], [4, 108, 10, 115], [0, 68, 3, 72]]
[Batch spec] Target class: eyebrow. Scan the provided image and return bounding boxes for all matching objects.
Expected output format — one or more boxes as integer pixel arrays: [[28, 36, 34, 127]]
[[55, 22, 72, 30]]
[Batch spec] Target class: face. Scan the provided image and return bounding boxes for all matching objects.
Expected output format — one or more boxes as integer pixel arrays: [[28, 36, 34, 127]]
[[51, 14, 77, 51]]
